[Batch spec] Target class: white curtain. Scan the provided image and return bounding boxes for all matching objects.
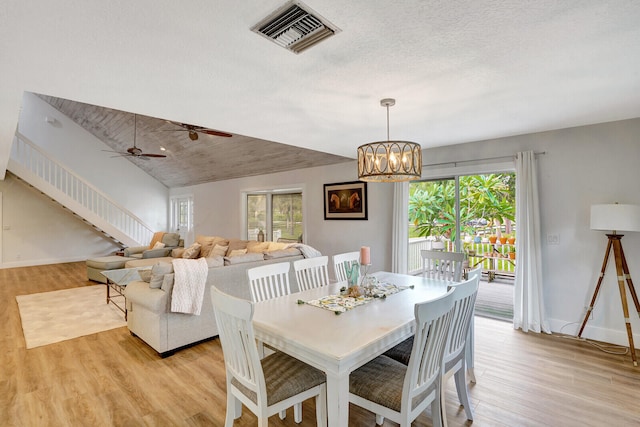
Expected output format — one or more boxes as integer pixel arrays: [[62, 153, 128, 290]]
[[392, 182, 409, 274], [514, 151, 551, 333]]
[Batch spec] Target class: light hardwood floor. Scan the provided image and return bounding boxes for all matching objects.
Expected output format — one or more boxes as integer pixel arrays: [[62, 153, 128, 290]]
[[2, 262, 639, 426]]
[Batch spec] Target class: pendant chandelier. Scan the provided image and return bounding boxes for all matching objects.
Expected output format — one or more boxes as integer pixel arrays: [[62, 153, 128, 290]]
[[357, 98, 422, 182]]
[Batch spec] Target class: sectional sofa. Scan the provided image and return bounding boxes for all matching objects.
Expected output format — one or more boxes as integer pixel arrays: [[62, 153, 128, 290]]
[[123, 235, 314, 355]]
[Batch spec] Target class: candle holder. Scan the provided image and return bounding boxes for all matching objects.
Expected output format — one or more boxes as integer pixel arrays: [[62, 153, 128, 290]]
[[360, 263, 378, 297]]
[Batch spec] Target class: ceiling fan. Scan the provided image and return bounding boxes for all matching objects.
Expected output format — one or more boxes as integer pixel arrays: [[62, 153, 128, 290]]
[[105, 114, 166, 159], [166, 120, 233, 141]]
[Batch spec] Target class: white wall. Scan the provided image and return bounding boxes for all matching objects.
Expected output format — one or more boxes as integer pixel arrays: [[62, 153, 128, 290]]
[[171, 162, 394, 277], [0, 173, 119, 267], [174, 117, 640, 348], [422, 118, 640, 347], [17, 92, 169, 230], [0, 92, 170, 267]]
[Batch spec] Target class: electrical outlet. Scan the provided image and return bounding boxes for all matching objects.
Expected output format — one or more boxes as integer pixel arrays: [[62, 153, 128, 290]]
[[547, 234, 559, 245]]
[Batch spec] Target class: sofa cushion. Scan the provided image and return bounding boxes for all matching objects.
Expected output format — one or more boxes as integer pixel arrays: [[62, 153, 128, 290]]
[[162, 233, 181, 247], [182, 243, 201, 259], [86, 255, 133, 270], [206, 255, 225, 268], [247, 241, 270, 253], [226, 239, 249, 256], [224, 252, 265, 265], [264, 248, 303, 259]]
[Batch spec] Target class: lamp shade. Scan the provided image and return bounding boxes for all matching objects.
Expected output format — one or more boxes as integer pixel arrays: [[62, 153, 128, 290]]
[[590, 204, 640, 232]]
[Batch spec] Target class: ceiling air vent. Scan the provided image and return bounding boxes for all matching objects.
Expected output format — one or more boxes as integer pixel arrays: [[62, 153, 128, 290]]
[[252, 1, 340, 54]]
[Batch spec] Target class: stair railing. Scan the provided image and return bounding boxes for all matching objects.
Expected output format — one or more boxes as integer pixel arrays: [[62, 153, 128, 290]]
[[9, 131, 154, 246]]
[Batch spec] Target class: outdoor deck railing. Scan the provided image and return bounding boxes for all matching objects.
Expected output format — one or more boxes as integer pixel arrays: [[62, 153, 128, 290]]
[[408, 237, 516, 276]]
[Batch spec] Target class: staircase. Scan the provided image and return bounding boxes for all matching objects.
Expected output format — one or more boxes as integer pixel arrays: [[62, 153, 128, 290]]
[[8, 131, 154, 248]]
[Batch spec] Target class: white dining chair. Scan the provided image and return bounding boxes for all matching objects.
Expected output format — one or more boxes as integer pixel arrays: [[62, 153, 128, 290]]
[[247, 261, 302, 421], [348, 288, 455, 427], [421, 249, 465, 282], [464, 266, 483, 384], [247, 262, 292, 303], [332, 251, 360, 282], [383, 271, 480, 425], [440, 269, 480, 424], [211, 287, 327, 427], [293, 256, 330, 291]]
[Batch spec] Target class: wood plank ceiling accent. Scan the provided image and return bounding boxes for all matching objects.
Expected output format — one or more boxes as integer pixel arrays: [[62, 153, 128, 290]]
[[37, 94, 352, 188]]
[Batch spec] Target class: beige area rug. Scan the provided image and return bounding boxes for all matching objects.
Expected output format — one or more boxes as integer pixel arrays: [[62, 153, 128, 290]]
[[16, 285, 126, 349]]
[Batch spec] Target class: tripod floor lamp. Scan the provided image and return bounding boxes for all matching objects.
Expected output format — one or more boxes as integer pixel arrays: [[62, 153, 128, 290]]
[[578, 203, 640, 366]]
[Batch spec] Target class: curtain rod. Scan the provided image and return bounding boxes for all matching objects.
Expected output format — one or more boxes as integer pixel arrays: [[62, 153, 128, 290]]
[[422, 151, 546, 168]]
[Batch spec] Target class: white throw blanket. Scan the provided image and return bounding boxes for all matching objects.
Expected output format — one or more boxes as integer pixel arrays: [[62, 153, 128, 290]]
[[171, 258, 209, 315], [286, 243, 322, 258]]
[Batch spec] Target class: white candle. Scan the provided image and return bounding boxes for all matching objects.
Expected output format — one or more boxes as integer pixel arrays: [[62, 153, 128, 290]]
[[360, 246, 371, 265]]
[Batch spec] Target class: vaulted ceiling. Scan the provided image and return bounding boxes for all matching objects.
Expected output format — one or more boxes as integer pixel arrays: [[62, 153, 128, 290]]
[[37, 94, 352, 187], [2, 1, 640, 186]]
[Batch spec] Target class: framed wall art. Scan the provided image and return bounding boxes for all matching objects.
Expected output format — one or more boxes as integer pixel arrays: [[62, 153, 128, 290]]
[[323, 181, 368, 220]]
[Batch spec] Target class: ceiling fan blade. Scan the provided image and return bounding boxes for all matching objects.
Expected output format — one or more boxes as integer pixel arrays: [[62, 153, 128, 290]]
[[166, 120, 233, 138], [199, 129, 232, 138]]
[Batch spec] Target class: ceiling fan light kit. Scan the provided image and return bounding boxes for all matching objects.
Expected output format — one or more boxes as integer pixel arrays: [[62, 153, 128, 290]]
[[357, 98, 422, 182]]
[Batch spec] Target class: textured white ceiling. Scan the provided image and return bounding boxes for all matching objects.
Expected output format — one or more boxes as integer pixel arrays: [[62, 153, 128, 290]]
[[1, 0, 640, 172]]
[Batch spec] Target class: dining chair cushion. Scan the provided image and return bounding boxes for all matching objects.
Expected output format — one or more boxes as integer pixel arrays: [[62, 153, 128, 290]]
[[231, 350, 326, 406], [349, 354, 431, 412], [383, 336, 413, 365]]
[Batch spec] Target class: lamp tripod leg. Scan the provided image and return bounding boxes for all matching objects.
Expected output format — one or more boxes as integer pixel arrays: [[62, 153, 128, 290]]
[[613, 239, 639, 366], [578, 239, 612, 338]]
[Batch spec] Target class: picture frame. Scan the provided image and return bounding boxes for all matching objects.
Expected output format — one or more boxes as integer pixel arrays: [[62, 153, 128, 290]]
[[324, 181, 368, 220]]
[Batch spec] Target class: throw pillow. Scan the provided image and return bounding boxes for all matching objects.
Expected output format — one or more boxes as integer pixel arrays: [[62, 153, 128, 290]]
[[228, 248, 248, 257], [161, 273, 175, 293], [182, 242, 202, 259], [247, 241, 270, 253], [152, 241, 166, 250], [150, 262, 174, 289], [161, 233, 180, 247], [138, 268, 153, 282], [171, 247, 186, 258], [226, 239, 249, 256], [267, 241, 289, 252], [210, 244, 228, 257], [195, 235, 216, 258]]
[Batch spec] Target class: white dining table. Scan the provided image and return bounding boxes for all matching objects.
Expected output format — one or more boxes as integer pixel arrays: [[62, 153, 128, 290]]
[[252, 271, 449, 427]]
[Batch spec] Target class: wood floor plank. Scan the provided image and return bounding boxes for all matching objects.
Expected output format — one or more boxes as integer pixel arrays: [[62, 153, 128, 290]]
[[3, 261, 640, 426]]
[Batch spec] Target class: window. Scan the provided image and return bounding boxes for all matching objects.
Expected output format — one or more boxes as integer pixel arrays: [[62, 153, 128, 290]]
[[246, 190, 303, 242]]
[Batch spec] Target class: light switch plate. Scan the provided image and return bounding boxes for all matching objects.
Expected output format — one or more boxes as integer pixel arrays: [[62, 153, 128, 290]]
[[547, 234, 559, 245]]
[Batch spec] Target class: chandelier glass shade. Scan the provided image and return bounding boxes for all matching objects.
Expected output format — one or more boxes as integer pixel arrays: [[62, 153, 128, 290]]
[[357, 99, 422, 182]]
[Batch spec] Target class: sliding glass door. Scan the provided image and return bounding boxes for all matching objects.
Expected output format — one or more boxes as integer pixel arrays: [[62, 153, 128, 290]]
[[408, 173, 516, 276]]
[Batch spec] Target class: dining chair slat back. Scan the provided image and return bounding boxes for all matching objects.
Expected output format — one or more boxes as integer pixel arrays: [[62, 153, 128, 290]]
[[332, 251, 360, 282], [211, 287, 328, 427], [247, 262, 291, 303], [421, 249, 465, 282], [440, 268, 481, 422], [294, 256, 330, 291], [348, 288, 456, 427]]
